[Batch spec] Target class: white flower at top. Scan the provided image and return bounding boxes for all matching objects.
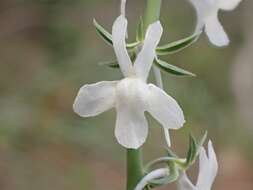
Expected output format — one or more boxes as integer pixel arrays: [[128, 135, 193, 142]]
[[177, 141, 218, 190], [189, 0, 242, 46], [73, 15, 185, 149]]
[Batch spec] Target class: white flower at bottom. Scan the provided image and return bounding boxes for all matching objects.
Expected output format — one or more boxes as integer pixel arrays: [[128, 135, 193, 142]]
[[177, 141, 218, 190], [188, 0, 242, 46], [73, 15, 185, 149]]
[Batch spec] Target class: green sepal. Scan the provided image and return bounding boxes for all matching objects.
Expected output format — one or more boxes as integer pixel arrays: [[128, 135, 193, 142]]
[[136, 17, 144, 42], [185, 134, 198, 166], [93, 19, 139, 50], [154, 58, 196, 77], [156, 32, 201, 55], [183, 132, 208, 169]]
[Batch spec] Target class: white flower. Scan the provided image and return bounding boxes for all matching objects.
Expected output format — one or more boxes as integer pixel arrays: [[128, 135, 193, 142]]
[[73, 15, 185, 149], [189, 0, 242, 46], [177, 141, 218, 190]]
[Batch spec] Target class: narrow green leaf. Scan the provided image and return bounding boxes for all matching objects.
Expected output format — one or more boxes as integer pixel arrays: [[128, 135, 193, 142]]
[[182, 132, 208, 169], [185, 134, 198, 167], [154, 58, 196, 77], [136, 17, 144, 42], [156, 32, 201, 55], [93, 19, 140, 50], [93, 19, 113, 46], [186, 135, 194, 165], [189, 134, 198, 163]]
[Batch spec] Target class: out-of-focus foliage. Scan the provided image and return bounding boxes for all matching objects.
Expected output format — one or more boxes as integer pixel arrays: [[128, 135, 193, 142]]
[[0, 0, 252, 190]]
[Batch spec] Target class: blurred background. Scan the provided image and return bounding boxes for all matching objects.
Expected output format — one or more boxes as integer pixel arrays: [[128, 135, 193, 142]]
[[0, 0, 252, 189]]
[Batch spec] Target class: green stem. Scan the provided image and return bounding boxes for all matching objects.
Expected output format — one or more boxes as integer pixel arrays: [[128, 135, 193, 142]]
[[144, 0, 162, 30], [127, 149, 143, 190], [126, 1, 162, 190]]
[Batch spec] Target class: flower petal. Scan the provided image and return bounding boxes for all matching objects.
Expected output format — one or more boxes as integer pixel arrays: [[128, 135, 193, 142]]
[[147, 84, 185, 129], [207, 141, 218, 185], [217, 0, 242, 10], [112, 15, 133, 77], [73, 81, 117, 117], [196, 147, 209, 188], [205, 12, 229, 46], [177, 172, 195, 190], [134, 21, 163, 81], [115, 104, 148, 149], [196, 141, 218, 189]]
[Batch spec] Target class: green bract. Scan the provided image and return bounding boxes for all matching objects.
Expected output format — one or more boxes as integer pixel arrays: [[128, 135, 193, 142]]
[[156, 32, 201, 55], [154, 58, 196, 77], [140, 132, 207, 189], [94, 19, 202, 77], [145, 132, 208, 171], [185, 134, 198, 166], [93, 19, 113, 46], [141, 133, 207, 189]]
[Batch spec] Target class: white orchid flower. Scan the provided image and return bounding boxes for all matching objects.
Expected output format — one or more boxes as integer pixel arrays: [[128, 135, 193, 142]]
[[73, 15, 185, 149], [177, 141, 218, 190], [189, 0, 242, 46]]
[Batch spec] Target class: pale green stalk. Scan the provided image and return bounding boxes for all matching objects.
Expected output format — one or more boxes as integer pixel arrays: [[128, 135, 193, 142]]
[[126, 1, 162, 190], [127, 149, 143, 190], [144, 0, 162, 30]]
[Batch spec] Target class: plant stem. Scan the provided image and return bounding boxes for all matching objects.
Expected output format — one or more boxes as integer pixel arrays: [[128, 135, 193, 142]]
[[127, 149, 143, 190], [144, 0, 162, 30], [126, 1, 162, 190]]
